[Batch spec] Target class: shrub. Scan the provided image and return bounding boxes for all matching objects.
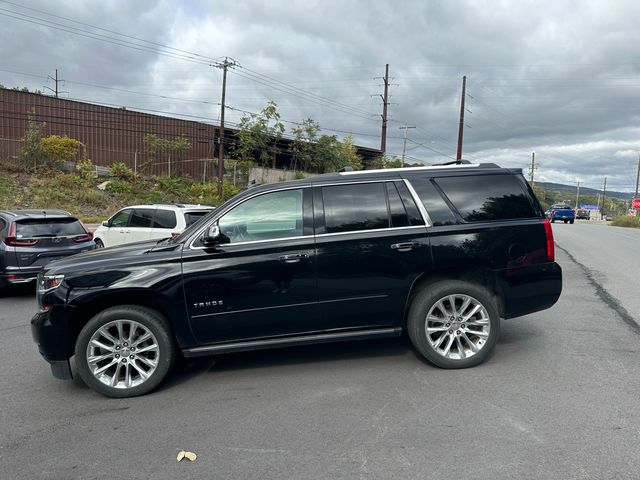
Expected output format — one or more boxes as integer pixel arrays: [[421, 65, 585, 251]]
[[110, 161, 135, 181], [106, 179, 133, 195]]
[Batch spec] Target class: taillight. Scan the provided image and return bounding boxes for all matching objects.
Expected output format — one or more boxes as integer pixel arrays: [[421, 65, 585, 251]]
[[3, 222, 38, 247], [73, 223, 94, 243], [542, 219, 555, 262]]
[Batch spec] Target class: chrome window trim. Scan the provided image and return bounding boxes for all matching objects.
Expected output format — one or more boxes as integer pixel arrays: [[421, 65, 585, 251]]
[[403, 179, 432, 227], [316, 225, 426, 239], [190, 234, 308, 250]]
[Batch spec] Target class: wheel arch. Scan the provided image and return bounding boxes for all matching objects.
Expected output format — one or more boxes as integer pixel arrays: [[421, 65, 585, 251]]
[[403, 266, 505, 327], [66, 290, 193, 351]]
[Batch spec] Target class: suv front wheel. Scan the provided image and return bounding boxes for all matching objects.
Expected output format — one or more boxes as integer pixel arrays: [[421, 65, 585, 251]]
[[408, 281, 500, 368], [74, 306, 176, 397]]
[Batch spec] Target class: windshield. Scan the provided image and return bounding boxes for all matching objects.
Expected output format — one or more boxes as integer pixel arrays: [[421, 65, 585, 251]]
[[16, 218, 85, 238]]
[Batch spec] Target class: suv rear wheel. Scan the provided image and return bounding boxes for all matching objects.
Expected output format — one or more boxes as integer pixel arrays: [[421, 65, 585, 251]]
[[408, 281, 500, 368], [74, 306, 175, 397]]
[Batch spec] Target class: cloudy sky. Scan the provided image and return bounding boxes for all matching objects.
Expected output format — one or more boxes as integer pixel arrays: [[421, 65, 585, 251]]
[[1, 0, 640, 193]]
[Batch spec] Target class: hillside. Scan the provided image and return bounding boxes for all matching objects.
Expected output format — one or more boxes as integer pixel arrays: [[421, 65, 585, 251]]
[[535, 181, 632, 201]]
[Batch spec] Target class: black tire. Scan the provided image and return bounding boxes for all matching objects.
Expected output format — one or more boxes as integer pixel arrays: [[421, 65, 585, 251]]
[[551, 218, 555, 223], [570, 219, 574, 224], [407, 281, 500, 369], [564, 220, 568, 224], [74, 306, 175, 398], [94, 239, 104, 248]]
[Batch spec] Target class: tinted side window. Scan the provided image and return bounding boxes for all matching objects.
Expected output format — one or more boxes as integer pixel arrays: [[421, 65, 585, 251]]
[[184, 211, 209, 227], [395, 181, 425, 226], [130, 209, 154, 228], [322, 183, 388, 233], [0, 218, 5, 233], [403, 174, 456, 226], [153, 209, 177, 229], [435, 174, 536, 222], [386, 183, 409, 228]]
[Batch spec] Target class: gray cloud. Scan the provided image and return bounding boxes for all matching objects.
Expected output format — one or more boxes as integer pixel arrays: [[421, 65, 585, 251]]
[[1, 0, 639, 193]]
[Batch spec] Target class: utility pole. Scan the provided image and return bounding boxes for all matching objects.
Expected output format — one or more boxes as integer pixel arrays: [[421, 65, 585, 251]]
[[44, 69, 66, 98], [214, 57, 237, 197], [530, 152, 536, 186], [575, 181, 580, 208], [380, 64, 389, 154], [456, 76, 467, 162], [399, 125, 416, 167], [634, 154, 640, 199], [601, 177, 607, 219]]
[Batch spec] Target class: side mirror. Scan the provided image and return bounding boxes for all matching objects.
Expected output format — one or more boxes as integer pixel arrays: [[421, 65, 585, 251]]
[[203, 224, 222, 247], [102, 221, 109, 227]]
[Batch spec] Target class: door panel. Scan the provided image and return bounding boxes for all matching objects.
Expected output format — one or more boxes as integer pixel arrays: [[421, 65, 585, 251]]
[[182, 187, 318, 345]]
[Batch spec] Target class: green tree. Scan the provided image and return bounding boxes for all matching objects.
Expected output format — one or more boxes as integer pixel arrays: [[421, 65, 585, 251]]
[[339, 135, 363, 171], [144, 134, 192, 176], [18, 111, 45, 172], [290, 118, 320, 171], [234, 101, 284, 168]]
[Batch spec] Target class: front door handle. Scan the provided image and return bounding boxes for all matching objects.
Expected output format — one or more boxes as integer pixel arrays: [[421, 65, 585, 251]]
[[279, 253, 309, 264], [390, 241, 421, 252]]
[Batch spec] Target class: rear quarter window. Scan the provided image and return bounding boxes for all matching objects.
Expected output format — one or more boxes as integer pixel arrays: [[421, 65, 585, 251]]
[[435, 174, 537, 222], [153, 209, 177, 229]]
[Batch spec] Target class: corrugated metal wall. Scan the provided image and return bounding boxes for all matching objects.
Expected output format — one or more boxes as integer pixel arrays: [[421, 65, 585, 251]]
[[0, 89, 382, 176], [0, 89, 217, 177]]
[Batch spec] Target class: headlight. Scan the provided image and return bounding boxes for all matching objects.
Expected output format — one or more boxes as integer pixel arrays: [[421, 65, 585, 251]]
[[38, 274, 65, 294]]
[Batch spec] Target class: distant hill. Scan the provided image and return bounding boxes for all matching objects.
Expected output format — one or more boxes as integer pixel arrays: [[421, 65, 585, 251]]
[[535, 181, 633, 201]]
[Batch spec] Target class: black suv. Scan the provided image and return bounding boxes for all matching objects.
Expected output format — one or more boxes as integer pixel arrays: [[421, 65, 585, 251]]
[[1, 210, 95, 288], [32, 164, 562, 397]]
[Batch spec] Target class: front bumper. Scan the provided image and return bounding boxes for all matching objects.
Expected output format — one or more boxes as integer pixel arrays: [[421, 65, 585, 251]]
[[31, 306, 76, 379]]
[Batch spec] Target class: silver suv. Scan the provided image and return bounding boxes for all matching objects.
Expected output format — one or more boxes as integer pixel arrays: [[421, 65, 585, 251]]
[[93, 204, 214, 248]]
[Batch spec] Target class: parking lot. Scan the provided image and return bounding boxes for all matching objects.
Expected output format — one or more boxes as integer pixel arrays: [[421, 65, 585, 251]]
[[1, 224, 639, 479]]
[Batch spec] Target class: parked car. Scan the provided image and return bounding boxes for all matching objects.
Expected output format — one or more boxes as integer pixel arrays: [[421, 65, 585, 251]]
[[0, 209, 94, 288], [93, 204, 215, 248], [549, 203, 575, 224], [32, 163, 562, 397]]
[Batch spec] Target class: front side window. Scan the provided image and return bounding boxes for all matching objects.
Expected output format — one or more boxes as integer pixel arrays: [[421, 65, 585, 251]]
[[322, 183, 389, 233], [218, 189, 303, 244], [110, 209, 131, 228]]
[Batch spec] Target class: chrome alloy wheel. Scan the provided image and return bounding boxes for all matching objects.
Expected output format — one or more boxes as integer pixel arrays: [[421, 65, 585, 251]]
[[425, 294, 490, 360], [86, 319, 160, 389]]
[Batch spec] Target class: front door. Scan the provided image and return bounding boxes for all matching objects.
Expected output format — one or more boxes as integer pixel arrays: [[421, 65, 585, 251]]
[[182, 187, 318, 345]]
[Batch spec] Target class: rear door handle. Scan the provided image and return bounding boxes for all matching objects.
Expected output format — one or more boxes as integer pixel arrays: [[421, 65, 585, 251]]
[[390, 241, 421, 252], [279, 253, 309, 264]]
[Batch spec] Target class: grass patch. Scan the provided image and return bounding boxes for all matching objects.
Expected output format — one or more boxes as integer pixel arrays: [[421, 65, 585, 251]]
[[611, 215, 640, 228], [0, 172, 16, 209]]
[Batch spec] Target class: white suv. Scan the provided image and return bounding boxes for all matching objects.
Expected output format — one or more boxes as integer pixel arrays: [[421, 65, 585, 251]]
[[93, 204, 214, 248]]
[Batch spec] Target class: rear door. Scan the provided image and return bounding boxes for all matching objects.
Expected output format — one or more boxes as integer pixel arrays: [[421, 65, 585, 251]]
[[313, 180, 430, 331], [127, 208, 155, 243]]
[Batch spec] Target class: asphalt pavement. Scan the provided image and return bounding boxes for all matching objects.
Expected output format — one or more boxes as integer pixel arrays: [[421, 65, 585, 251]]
[[1, 236, 639, 479]]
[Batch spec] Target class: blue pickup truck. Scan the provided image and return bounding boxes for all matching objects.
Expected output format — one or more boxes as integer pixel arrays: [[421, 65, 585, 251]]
[[547, 203, 575, 224]]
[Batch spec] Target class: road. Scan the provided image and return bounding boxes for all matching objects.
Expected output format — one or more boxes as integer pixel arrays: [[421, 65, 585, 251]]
[[552, 220, 640, 324], [1, 227, 639, 479]]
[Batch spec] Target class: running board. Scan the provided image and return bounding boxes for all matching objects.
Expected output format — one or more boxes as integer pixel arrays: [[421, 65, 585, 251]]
[[182, 327, 402, 358]]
